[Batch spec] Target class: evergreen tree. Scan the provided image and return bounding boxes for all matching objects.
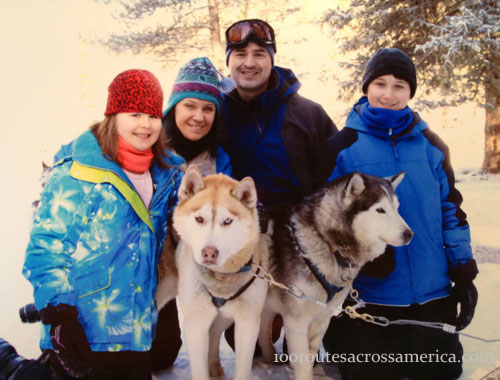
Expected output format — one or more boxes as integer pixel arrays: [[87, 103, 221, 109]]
[[98, 0, 302, 69], [323, 0, 500, 173]]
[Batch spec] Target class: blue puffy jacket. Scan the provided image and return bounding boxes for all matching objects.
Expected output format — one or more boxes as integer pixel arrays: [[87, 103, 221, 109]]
[[23, 130, 184, 351], [327, 97, 473, 306], [222, 66, 337, 209]]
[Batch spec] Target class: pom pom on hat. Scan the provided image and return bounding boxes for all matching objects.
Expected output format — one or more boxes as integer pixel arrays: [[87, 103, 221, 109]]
[[164, 57, 235, 116], [105, 69, 163, 118], [362, 48, 417, 98]]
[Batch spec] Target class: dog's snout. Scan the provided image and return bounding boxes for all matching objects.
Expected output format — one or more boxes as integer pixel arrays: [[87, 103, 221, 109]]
[[202, 246, 219, 264], [403, 229, 414, 244]]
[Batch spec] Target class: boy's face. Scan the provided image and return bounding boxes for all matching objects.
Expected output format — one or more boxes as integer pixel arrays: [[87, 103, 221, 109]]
[[366, 74, 411, 110]]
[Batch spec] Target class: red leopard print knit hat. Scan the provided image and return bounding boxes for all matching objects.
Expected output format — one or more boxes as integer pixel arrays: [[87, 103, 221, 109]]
[[105, 69, 163, 118]]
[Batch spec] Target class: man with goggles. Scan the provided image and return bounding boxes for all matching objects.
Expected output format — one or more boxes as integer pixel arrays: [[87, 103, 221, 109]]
[[222, 18, 337, 209], [221, 18, 338, 354]]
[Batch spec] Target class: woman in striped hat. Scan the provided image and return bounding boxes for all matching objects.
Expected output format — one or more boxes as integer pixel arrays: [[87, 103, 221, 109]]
[[162, 57, 234, 176]]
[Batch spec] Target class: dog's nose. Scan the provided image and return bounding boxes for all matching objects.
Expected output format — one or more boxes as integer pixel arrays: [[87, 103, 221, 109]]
[[202, 246, 219, 264], [403, 229, 414, 244]]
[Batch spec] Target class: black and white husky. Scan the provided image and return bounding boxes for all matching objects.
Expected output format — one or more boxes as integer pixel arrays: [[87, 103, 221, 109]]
[[258, 171, 413, 380]]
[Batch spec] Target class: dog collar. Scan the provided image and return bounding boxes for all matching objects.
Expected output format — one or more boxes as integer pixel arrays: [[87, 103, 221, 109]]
[[334, 250, 352, 269], [236, 257, 254, 273], [199, 256, 253, 277]]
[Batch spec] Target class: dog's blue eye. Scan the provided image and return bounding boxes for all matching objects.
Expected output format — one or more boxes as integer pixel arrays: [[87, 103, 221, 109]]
[[195, 216, 204, 224], [376, 208, 386, 214], [223, 218, 233, 226]]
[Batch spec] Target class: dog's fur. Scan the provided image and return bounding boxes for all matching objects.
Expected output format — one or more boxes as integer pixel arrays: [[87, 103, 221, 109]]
[[159, 165, 268, 380], [258, 171, 413, 380]]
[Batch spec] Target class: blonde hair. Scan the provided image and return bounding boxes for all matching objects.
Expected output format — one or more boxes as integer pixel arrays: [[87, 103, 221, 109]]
[[90, 116, 170, 168]]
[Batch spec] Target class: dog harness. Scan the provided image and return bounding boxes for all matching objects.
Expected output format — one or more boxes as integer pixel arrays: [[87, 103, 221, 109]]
[[290, 221, 347, 302], [302, 256, 343, 303], [204, 259, 261, 308]]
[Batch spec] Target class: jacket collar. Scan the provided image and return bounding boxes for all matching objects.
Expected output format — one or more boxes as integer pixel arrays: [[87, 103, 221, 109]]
[[348, 96, 428, 137], [224, 66, 301, 113], [56, 130, 184, 187]]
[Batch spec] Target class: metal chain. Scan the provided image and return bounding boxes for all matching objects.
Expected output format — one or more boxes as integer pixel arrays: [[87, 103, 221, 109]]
[[249, 262, 500, 343], [249, 262, 345, 315]]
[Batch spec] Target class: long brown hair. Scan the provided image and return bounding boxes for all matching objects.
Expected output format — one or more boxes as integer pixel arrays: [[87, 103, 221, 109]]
[[90, 116, 170, 169]]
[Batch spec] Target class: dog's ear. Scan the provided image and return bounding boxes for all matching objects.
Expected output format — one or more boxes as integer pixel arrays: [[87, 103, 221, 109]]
[[178, 165, 205, 201], [232, 177, 257, 209], [344, 172, 365, 206], [387, 171, 405, 190]]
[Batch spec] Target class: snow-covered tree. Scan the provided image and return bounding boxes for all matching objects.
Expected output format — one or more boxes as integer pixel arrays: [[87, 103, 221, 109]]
[[97, 0, 302, 69], [323, 0, 500, 173]]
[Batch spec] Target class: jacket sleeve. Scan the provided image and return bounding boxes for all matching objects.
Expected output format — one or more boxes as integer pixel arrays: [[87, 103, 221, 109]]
[[326, 128, 359, 183], [216, 146, 233, 177], [282, 95, 339, 193], [424, 129, 473, 266], [23, 162, 89, 310]]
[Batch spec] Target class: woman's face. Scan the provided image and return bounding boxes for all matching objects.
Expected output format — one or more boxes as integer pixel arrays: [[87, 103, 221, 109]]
[[174, 98, 216, 141], [115, 112, 162, 151]]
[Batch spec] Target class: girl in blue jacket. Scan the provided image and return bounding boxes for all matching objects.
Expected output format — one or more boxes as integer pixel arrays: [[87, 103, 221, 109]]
[[162, 57, 232, 176], [23, 69, 183, 379], [322, 49, 478, 380]]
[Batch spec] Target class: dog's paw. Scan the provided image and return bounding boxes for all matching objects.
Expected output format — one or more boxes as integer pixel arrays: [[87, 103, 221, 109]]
[[209, 361, 225, 378]]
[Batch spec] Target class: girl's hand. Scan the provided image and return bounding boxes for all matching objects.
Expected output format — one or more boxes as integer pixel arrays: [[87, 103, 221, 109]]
[[40, 304, 93, 378]]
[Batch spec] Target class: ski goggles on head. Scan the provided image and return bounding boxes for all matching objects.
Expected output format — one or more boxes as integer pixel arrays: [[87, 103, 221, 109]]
[[225, 19, 276, 52]]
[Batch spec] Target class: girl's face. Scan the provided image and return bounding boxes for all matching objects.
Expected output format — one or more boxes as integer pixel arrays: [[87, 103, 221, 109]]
[[115, 112, 162, 151], [174, 98, 216, 141], [366, 74, 411, 110]]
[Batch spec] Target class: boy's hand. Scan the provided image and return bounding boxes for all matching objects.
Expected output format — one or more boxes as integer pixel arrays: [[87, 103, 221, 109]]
[[361, 245, 396, 278], [449, 259, 479, 331]]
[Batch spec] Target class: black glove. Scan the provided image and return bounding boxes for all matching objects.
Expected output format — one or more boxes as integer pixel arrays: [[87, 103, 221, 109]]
[[449, 259, 479, 331], [361, 245, 396, 278], [40, 304, 93, 378]]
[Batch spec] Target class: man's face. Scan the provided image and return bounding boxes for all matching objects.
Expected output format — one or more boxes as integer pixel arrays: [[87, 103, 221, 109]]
[[227, 42, 273, 101]]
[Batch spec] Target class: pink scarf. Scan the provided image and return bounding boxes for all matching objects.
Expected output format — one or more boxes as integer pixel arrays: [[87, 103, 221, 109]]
[[117, 136, 154, 173]]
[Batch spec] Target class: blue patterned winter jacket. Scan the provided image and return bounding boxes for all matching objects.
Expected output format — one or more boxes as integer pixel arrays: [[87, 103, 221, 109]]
[[23, 130, 184, 352]]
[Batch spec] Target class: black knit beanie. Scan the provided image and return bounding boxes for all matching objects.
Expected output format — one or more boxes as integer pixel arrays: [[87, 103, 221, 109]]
[[361, 48, 417, 98]]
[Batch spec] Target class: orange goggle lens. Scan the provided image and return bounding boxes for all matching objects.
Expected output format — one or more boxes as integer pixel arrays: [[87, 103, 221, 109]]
[[226, 20, 274, 44]]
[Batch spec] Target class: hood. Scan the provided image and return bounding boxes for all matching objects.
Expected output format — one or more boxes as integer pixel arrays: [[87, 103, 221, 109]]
[[346, 96, 428, 137]]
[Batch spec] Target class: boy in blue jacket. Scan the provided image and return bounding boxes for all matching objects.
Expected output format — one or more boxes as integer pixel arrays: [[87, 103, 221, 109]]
[[322, 48, 478, 380]]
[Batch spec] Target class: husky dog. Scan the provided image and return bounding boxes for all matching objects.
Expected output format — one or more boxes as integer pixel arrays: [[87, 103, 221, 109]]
[[170, 166, 268, 380], [258, 171, 413, 380]]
